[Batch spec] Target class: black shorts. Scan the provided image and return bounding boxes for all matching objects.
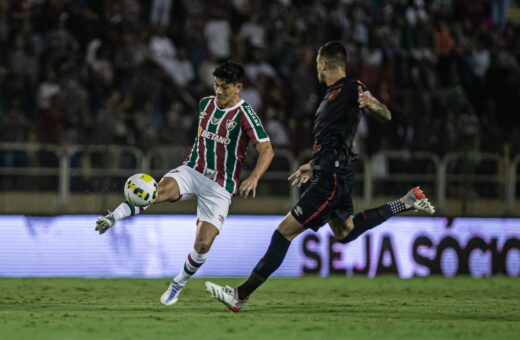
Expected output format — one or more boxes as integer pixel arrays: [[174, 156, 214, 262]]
[[291, 168, 354, 231]]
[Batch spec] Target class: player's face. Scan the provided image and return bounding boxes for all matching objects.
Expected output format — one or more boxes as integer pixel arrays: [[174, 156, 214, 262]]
[[316, 54, 326, 83], [214, 77, 242, 108]]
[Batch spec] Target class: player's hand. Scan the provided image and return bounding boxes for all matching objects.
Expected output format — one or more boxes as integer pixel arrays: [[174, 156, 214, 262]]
[[358, 86, 376, 110], [239, 175, 259, 198], [288, 162, 313, 187]]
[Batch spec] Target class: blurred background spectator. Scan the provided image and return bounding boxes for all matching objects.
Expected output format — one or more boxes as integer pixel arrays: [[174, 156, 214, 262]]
[[0, 0, 518, 160]]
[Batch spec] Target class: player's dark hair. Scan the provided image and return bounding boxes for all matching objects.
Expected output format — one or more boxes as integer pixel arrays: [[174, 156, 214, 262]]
[[318, 41, 347, 69], [212, 61, 245, 84]]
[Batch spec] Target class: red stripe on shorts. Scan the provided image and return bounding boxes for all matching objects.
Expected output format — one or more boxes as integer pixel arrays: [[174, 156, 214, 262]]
[[302, 172, 337, 226]]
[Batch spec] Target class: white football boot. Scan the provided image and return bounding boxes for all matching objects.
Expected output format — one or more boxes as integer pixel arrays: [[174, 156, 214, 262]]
[[205, 281, 247, 312], [160, 280, 185, 305], [400, 186, 435, 214], [95, 211, 115, 234]]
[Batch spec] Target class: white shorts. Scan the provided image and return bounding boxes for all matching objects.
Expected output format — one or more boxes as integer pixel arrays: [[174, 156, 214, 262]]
[[162, 165, 232, 231]]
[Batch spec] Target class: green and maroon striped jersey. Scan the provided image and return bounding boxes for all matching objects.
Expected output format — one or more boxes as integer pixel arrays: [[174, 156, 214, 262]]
[[184, 96, 270, 194]]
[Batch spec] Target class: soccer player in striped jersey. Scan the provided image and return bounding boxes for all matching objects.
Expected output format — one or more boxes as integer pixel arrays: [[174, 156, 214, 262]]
[[95, 61, 274, 305]]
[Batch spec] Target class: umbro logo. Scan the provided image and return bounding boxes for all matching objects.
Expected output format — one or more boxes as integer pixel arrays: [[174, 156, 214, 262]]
[[294, 205, 302, 216]]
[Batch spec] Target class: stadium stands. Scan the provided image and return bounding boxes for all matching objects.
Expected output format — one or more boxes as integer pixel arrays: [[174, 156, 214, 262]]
[[0, 0, 518, 215]]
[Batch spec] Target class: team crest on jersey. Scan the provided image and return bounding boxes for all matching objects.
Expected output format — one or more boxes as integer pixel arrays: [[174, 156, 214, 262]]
[[328, 88, 341, 102], [225, 119, 237, 131]]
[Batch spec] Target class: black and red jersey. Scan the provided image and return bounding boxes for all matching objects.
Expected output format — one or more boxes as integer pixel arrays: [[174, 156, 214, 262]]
[[312, 77, 366, 171]]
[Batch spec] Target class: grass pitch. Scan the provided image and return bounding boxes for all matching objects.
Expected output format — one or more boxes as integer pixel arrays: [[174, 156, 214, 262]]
[[0, 277, 518, 340]]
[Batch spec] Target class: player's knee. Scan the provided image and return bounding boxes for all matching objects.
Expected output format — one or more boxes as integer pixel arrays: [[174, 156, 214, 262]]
[[336, 217, 355, 244], [277, 227, 292, 240], [157, 178, 181, 202], [194, 240, 212, 254], [277, 214, 303, 241], [333, 231, 347, 242], [334, 229, 350, 242], [330, 221, 348, 240]]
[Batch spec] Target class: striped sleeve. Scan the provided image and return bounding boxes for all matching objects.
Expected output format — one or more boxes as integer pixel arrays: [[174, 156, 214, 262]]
[[198, 96, 213, 114], [240, 103, 270, 145]]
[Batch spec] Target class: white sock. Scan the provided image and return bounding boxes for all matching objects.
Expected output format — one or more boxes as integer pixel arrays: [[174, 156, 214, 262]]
[[174, 249, 208, 285], [111, 201, 149, 223]]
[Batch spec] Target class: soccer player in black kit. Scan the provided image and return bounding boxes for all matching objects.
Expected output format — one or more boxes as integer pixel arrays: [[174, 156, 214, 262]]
[[206, 41, 435, 312]]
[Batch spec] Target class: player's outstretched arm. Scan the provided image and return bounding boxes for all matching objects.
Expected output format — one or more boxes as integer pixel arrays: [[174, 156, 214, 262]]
[[239, 141, 274, 198], [358, 86, 391, 122]]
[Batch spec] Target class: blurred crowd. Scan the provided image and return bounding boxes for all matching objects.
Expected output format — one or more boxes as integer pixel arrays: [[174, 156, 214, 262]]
[[0, 0, 519, 158]]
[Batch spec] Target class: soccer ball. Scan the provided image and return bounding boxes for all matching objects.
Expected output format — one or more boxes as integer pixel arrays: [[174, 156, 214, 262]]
[[124, 173, 158, 207]]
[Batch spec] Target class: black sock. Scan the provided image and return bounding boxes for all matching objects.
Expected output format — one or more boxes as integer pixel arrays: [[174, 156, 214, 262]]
[[340, 200, 408, 244], [237, 230, 290, 300]]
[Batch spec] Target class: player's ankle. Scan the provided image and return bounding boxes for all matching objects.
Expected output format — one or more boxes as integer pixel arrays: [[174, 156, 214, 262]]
[[399, 198, 412, 209]]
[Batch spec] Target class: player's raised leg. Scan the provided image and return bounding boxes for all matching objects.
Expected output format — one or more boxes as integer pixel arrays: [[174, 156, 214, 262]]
[[95, 176, 181, 234], [161, 220, 219, 305], [330, 186, 435, 243], [206, 212, 306, 312]]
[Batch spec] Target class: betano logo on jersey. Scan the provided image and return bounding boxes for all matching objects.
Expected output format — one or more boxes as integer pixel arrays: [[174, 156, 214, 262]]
[[198, 127, 231, 145]]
